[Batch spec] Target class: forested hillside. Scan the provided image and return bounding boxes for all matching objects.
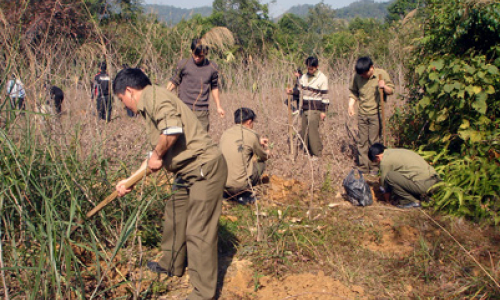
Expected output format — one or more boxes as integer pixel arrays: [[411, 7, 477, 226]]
[[142, 4, 212, 25], [145, 0, 394, 25], [282, 0, 393, 20]]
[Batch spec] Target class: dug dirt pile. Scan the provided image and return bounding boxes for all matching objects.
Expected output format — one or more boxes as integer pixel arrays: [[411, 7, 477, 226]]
[[222, 259, 365, 300], [362, 219, 420, 256]]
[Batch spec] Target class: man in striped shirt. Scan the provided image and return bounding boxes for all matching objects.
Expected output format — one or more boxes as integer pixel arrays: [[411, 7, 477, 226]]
[[287, 56, 329, 159]]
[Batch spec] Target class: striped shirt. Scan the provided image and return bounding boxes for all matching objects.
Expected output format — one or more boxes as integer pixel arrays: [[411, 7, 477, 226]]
[[300, 70, 329, 112]]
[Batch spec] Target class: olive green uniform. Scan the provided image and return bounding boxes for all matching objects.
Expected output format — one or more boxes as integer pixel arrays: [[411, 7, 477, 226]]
[[349, 68, 394, 173], [380, 149, 440, 204], [219, 124, 268, 194], [137, 85, 227, 300]]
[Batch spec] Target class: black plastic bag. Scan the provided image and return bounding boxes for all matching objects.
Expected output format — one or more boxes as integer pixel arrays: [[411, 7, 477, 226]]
[[342, 169, 373, 206]]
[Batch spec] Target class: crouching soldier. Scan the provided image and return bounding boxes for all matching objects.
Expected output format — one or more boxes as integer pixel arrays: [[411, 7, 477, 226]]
[[220, 107, 271, 204], [368, 143, 441, 209]]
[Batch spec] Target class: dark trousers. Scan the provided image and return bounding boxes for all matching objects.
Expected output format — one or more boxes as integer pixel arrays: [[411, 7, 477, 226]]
[[7, 97, 25, 120], [97, 96, 112, 121], [10, 97, 25, 111], [158, 154, 227, 300]]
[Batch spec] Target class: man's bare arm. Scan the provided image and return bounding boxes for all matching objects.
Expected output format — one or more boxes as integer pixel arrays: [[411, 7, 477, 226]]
[[348, 98, 357, 116], [211, 88, 225, 117]]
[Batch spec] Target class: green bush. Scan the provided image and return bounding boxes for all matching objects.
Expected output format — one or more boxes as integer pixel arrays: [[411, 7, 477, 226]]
[[394, 0, 500, 223], [420, 147, 500, 224]]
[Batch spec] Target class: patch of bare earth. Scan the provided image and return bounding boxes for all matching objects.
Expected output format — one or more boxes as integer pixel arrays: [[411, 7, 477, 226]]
[[221, 260, 365, 300]]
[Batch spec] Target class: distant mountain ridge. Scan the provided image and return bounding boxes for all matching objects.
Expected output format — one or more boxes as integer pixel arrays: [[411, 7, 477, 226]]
[[282, 0, 393, 21], [336, 0, 392, 20], [144, 0, 394, 25], [142, 4, 212, 25]]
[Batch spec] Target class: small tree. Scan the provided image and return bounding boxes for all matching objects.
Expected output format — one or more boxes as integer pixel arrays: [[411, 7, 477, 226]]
[[276, 13, 308, 55], [210, 0, 275, 53], [386, 0, 423, 24]]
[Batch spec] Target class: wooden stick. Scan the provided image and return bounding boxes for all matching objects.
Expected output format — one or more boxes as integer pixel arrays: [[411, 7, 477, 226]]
[[287, 84, 294, 158], [378, 74, 386, 145], [86, 167, 151, 218]]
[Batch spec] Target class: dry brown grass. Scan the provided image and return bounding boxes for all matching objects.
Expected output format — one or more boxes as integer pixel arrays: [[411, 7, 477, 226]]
[[202, 26, 235, 52], [55, 58, 497, 299]]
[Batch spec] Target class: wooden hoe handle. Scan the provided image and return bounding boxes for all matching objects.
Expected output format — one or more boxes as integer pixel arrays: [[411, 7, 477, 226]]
[[86, 167, 151, 218], [287, 84, 294, 157], [378, 74, 386, 145]]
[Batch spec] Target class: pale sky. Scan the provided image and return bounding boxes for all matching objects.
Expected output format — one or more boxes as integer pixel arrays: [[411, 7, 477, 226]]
[[144, 0, 390, 17]]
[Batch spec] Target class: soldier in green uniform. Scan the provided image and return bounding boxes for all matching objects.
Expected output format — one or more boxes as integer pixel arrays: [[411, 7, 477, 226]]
[[112, 68, 227, 300], [368, 143, 441, 209], [219, 108, 271, 204], [349, 57, 394, 175]]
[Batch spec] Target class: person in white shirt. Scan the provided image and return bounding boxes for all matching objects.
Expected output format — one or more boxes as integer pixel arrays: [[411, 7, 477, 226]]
[[6, 74, 26, 112]]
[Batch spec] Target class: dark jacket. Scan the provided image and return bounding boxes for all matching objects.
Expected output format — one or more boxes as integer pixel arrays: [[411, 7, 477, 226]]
[[49, 86, 64, 113], [92, 72, 111, 99]]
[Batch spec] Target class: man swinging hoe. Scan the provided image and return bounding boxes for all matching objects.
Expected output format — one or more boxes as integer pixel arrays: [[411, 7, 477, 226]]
[[111, 68, 227, 300]]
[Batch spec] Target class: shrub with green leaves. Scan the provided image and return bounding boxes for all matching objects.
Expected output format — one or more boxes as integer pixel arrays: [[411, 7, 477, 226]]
[[398, 0, 500, 154], [413, 54, 500, 156], [393, 0, 500, 222], [420, 147, 500, 224]]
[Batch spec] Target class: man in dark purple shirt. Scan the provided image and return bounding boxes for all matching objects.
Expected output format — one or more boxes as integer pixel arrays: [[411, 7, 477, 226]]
[[167, 39, 225, 132]]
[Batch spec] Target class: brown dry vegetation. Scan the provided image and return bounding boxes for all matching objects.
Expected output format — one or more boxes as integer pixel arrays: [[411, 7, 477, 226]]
[[2, 59, 499, 299]]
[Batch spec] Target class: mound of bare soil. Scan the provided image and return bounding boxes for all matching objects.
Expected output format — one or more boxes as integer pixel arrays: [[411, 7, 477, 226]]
[[362, 219, 420, 256], [221, 260, 365, 300], [262, 175, 308, 204]]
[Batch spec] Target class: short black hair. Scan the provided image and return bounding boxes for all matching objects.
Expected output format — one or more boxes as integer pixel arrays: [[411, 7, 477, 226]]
[[99, 62, 107, 72], [368, 143, 385, 162], [234, 107, 256, 124], [355, 56, 373, 75], [305, 56, 319, 67], [191, 38, 208, 56], [113, 68, 152, 95]]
